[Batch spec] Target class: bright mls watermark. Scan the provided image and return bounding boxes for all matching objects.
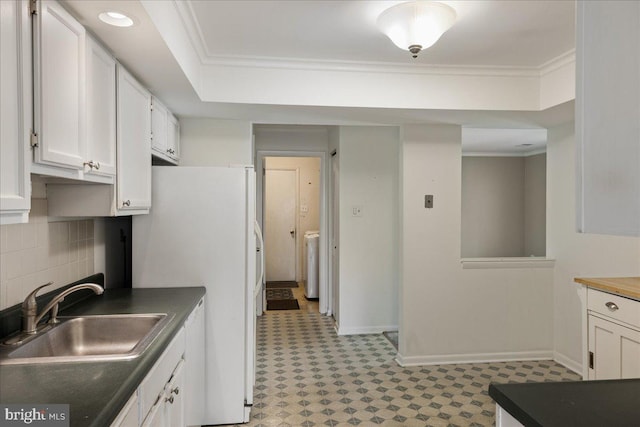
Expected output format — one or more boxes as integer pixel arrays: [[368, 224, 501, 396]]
[[0, 404, 69, 426]]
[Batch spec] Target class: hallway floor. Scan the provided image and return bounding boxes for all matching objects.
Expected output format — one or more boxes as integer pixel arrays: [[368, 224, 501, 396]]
[[242, 286, 580, 426]]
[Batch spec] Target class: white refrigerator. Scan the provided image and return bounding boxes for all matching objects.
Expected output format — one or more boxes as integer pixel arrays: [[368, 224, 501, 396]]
[[132, 166, 263, 426]]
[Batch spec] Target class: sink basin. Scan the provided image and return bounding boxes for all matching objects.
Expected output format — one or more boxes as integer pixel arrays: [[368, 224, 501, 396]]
[[0, 313, 173, 365]]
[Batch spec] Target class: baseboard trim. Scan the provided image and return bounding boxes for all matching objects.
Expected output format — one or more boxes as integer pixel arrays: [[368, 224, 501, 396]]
[[553, 351, 583, 377], [336, 325, 398, 336], [395, 350, 554, 367]]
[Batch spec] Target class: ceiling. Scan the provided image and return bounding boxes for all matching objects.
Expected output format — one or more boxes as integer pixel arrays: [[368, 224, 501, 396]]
[[63, 0, 577, 153], [186, 0, 575, 67]]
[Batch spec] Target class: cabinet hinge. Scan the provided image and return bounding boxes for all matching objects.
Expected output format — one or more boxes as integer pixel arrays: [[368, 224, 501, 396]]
[[29, 0, 38, 16], [30, 132, 39, 148], [588, 351, 594, 369]]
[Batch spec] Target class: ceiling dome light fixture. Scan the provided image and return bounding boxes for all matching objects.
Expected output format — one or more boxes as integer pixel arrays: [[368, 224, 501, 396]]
[[98, 11, 134, 27], [377, 1, 457, 58]]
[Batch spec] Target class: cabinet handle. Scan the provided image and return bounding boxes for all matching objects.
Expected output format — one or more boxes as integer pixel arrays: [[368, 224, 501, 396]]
[[165, 395, 174, 404], [83, 160, 97, 170], [171, 387, 180, 395], [605, 302, 619, 311], [122, 200, 131, 207]]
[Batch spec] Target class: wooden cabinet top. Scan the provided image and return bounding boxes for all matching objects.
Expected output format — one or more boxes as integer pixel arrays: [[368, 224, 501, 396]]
[[574, 277, 640, 300]]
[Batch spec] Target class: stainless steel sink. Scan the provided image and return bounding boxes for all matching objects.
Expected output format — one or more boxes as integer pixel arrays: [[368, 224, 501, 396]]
[[0, 313, 173, 365]]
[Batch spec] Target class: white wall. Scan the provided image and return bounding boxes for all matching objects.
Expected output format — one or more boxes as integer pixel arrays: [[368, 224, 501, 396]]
[[524, 153, 546, 256], [180, 118, 253, 166], [547, 122, 640, 371], [461, 157, 525, 258], [399, 124, 554, 364], [335, 126, 399, 334], [254, 125, 329, 154]]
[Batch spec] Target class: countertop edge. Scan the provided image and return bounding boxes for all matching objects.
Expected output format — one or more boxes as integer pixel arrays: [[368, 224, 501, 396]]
[[574, 277, 640, 300], [488, 383, 543, 427]]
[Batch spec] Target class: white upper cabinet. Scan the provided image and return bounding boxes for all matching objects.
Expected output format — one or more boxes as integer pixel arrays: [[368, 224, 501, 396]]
[[151, 96, 180, 164], [117, 65, 152, 211], [151, 97, 169, 156], [167, 113, 180, 162], [576, 1, 640, 237], [0, 0, 31, 224], [48, 64, 152, 217], [85, 36, 116, 181], [33, 0, 85, 175]]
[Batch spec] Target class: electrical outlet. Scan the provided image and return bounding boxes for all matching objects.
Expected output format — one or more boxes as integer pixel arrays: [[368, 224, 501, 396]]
[[352, 206, 363, 217]]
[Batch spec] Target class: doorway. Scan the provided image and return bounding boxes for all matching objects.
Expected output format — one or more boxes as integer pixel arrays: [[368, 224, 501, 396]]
[[260, 155, 324, 312]]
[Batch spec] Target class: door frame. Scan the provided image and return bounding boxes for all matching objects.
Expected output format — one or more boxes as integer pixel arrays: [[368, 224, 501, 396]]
[[256, 150, 331, 315]]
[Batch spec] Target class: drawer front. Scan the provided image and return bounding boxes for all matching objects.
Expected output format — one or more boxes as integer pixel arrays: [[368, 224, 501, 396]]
[[588, 288, 640, 329]]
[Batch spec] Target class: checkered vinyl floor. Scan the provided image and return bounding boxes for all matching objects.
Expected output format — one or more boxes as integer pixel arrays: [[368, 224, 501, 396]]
[[241, 289, 580, 426]]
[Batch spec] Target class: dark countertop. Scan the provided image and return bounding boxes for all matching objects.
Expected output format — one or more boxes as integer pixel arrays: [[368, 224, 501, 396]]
[[0, 287, 206, 427], [489, 379, 640, 427]]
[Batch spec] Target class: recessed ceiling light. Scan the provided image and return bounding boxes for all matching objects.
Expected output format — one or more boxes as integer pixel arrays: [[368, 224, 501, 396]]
[[98, 11, 134, 27]]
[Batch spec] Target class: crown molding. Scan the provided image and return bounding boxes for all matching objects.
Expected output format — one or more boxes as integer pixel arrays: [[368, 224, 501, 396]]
[[173, 0, 209, 61], [462, 148, 547, 157], [539, 49, 576, 76]]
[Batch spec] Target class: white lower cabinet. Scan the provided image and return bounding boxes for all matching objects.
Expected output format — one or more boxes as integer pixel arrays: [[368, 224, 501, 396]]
[[163, 360, 185, 427], [586, 289, 640, 380], [110, 299, 205, 427], [110, 393, 139, 427], [184, 298, 205, 427]]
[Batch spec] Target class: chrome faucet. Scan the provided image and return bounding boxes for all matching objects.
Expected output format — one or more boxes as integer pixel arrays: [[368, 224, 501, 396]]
[[22, 282, 104, 334]]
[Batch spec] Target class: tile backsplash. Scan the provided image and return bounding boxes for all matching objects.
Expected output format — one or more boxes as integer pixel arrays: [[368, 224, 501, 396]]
[[0, 199, 95, 310]]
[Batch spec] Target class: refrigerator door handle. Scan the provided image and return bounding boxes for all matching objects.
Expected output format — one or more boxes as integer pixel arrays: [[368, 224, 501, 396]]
[[254, 220, 265, 299]]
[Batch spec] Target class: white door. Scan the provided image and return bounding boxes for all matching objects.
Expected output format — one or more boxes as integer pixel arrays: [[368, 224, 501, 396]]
[[331, 154, 340, 323], [265, 169, 297, 282]]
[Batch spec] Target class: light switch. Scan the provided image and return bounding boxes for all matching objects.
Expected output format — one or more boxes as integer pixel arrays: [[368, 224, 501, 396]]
[[425, 195, 434, 208]]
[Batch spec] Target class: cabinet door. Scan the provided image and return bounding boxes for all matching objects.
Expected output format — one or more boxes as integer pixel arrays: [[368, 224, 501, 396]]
[[34, 0, 85, 169], [588, 314, 640, 380], [0, 0, 31, 224], [167, 113, 180, 161], [164, 359, 185, 427], [141, 396, 164, 427], [185, 299, 205, 426], [151, 97, 168, 156], [116, 65, 151, 211], [110, 393, 138, 427], [85, 36, 116, 179]]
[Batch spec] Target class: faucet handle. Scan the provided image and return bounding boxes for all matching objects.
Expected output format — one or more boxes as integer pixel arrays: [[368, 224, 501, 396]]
[[22, 282, 55, 311]]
